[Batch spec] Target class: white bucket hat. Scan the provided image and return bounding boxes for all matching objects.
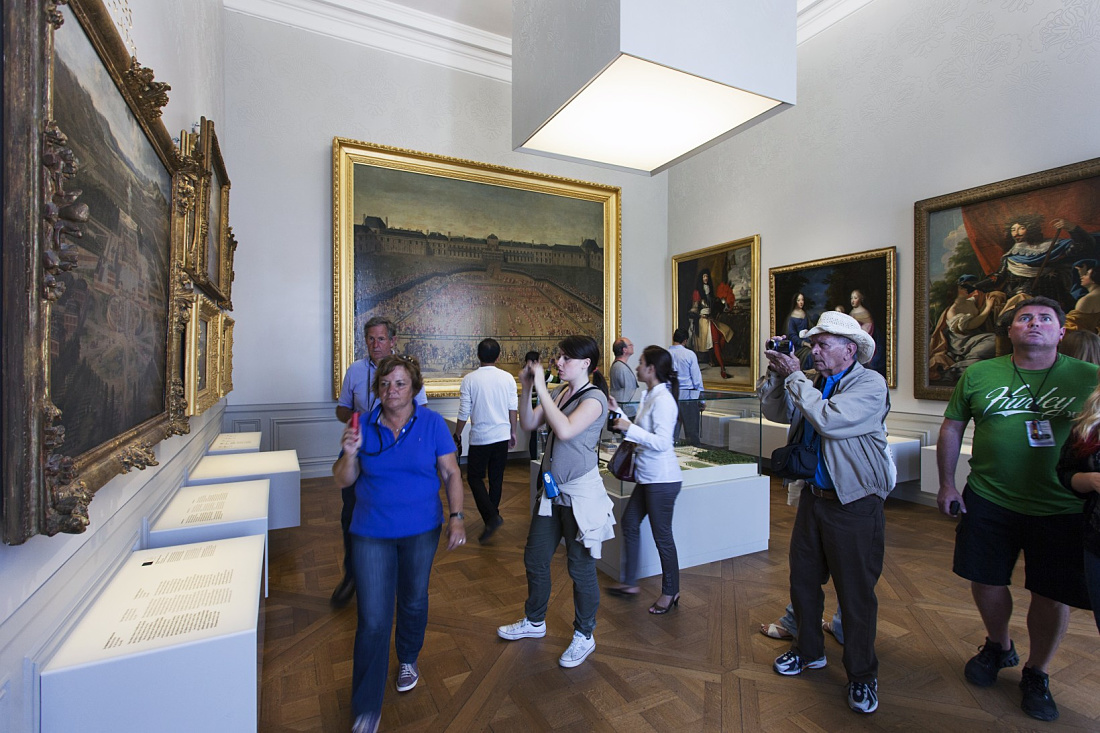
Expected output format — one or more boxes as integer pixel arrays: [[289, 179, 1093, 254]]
[[799, 311, 876, 365]]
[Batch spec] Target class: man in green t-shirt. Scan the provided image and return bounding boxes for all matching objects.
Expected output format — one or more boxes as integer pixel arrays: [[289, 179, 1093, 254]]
[[937, 296, 1096, 723]]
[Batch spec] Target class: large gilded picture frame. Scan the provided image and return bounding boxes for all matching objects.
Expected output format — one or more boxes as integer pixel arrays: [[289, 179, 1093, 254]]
[[2, 0, 188, 544], [333, 138, 621, 397], [915, 158, 1100, 400], [671, 236, 760, 393], [769, 247, 897, 387]]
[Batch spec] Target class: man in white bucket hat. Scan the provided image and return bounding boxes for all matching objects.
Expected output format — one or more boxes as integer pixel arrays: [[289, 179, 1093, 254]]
[[759, 310, 894, 715]]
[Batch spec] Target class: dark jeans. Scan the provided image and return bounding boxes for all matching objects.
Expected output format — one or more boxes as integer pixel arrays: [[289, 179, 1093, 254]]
[[350, 526, 441, 718], [524, 503, 600, 636], [340, 484, 355, 579], [467, 440, 508, 524], [1086, 549, 1100, 635], [621, 481, 682, 595], [789, 490, 884, 684]]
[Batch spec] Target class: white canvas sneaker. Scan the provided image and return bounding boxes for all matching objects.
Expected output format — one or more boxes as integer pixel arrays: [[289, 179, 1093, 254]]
[[558, 630, 595, 668], [497, 617, 546, 640]]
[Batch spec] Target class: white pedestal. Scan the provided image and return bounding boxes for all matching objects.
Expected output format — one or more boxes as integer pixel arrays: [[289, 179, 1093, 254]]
[[529, 459, 769, 580], [148, 480, 270, 596], [41, 535, 265, 733], [921, 444, 972, 495], [887, 435, 922, 484], [187, 451, 300, 530], [729, 416, 788, 457], [598, 468, 770, 581], [699, 411, 744, 448], [207, 431, 262, 454]]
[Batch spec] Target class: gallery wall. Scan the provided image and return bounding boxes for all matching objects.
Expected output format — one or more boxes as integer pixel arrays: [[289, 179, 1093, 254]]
[[668, 0, 1100, 416], [220, 11, 669, 474], [0, 2, 225, 730]]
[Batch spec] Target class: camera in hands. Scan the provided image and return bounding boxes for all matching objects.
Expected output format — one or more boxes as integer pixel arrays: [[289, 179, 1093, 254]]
[[765, 337, 794, 355], [607, 410, 622, 433]]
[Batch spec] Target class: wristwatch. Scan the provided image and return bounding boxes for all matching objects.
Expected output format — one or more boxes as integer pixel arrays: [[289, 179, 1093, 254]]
[[449, 512, 464, 519]]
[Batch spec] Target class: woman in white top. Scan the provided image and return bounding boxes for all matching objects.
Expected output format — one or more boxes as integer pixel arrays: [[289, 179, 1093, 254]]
[[607, 345, 684, 614]]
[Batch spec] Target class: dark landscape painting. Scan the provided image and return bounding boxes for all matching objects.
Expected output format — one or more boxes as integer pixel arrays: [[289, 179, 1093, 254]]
[[351, 165, 605, 378], [49, 13, 171, 457]]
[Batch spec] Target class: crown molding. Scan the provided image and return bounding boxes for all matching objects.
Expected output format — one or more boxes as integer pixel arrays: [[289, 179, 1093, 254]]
[[224, 0, 874, 83], [223, 0, 512, 82], [797, 0, 878, 45]]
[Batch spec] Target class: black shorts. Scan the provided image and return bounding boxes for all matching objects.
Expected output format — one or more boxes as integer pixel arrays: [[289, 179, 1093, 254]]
[[953, 485, 1090, 609]]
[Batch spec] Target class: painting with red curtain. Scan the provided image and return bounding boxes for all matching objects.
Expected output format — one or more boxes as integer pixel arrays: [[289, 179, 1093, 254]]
[[915, 157, 1100, 400]]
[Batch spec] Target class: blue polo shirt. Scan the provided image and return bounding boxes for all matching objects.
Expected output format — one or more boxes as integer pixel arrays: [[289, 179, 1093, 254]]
[[350, 403, 456, 538]]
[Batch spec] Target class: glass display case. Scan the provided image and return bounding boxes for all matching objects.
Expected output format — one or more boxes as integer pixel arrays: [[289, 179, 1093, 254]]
[[599, 390, 762, 498]]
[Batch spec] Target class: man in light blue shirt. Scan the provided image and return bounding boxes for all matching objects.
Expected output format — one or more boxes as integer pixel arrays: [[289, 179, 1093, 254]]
[[669, 328, 704, 445], [332, 316, 427, 607]]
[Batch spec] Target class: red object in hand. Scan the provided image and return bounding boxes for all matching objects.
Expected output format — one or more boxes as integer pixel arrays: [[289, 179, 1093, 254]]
[[350, 412, 359, 431]]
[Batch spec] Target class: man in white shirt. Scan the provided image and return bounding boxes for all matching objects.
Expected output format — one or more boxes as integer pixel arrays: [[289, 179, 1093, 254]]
[[454, 338, 519, 543], [332, 317, 427, 607], [669, 328, 704, 446]]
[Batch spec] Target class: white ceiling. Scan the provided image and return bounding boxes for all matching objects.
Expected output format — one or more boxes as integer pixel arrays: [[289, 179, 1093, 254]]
[[224, 0, 878, 83]]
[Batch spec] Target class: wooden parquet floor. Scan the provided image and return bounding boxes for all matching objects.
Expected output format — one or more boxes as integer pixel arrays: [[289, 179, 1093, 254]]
[[260, 463, 1100, 732]]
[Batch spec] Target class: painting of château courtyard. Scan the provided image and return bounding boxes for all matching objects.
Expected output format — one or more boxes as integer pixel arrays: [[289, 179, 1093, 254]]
[[350, 162, 609, 379]]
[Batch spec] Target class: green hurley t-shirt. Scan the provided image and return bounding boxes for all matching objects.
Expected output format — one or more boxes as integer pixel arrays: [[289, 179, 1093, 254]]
[[945, 354, 1097, 516]]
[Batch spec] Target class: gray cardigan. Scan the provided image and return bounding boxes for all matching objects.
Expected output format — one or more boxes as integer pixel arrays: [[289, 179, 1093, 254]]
[[758, 362, 895, 503]]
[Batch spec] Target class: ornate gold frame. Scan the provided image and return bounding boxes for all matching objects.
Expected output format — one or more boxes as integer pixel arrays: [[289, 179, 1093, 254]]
[[185, 293, 222, 416], [915, 157, 1100, 400], [671, 236, 761, 393], [1, 0, 189, 544], [218, 313, 235, 399], [332, 138, 622, 398], [180, 117, 234, 308], [769, 247, 898, 388]]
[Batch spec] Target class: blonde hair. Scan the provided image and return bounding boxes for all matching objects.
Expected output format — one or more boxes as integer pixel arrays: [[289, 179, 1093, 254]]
[[1071, 371, 1100, 442]]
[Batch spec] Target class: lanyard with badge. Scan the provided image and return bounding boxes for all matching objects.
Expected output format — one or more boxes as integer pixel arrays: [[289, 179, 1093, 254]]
[[1012, 356, 1058, 448]]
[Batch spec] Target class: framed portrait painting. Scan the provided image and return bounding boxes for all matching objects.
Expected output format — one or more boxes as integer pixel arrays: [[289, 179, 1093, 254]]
[[915, 157, 1100, 400], [332, 138, 621, 397], [769, 247, 897, 387], [3, 0, 188, 543], [671, 236, 760, 393], [181, 117, 234, 307], [185, 292, 222, 417]]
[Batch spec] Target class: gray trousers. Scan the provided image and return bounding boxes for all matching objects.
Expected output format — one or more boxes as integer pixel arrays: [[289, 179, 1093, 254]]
[[621, 481, 682, 595], [523, 502, 600, 637]]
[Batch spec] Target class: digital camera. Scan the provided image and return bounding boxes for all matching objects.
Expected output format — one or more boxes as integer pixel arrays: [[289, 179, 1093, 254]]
[[607, 410, 622, 432], [765, 337, 794, 354]]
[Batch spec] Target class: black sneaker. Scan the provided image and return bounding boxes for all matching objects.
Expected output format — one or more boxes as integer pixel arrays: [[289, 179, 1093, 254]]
[[478, 515, 504, 544], [1019, 666, 1059, 721], [964, 637, 1018, 687]]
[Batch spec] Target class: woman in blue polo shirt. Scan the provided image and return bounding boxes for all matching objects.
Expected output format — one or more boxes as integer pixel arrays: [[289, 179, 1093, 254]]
[[334, 355, 466, 733]]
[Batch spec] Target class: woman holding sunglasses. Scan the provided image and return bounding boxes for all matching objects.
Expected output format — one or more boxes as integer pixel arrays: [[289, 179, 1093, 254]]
[[334, 355, 465, 733]]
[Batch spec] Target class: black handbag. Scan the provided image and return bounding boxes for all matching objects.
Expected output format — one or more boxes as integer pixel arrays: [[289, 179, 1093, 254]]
[[770, 419, 819, 480], [608, 440, 637, 482]]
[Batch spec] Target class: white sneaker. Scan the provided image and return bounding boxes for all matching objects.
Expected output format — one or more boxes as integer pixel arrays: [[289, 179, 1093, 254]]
[[497, 617, 546, 640], [558, 630, 595, 668]]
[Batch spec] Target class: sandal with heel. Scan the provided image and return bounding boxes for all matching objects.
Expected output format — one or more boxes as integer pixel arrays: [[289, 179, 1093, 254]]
[[649, 594, 680, 615]]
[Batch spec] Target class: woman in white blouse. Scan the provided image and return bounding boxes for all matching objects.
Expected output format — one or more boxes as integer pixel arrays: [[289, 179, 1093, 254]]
[[606, 345, 684, 614]]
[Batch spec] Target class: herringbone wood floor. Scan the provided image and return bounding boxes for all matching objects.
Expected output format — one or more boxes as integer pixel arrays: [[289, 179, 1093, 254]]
[[260, 463, 1100, 732]]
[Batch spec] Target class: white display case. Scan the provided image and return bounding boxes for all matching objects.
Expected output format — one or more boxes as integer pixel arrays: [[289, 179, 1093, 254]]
[[921, 443, 972, 496], [187, 450, 300, 530], [40, 535, 265, 733], [207, 431, 262, 455], [148, 480, 270, 595]]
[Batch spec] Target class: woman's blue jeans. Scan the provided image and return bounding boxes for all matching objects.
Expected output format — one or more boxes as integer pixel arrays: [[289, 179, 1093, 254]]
[[523, 503, 600, 636], [350, 526, 441, 718]]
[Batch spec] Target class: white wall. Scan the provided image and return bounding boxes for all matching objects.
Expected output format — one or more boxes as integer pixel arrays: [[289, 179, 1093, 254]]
[[221, 12, 671, 411], [668, 0, 1100, 416], [0, 3, 224, 730]]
